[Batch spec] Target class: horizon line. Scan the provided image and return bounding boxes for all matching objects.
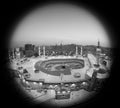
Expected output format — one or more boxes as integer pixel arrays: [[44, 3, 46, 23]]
[[10, 43, 112, 48]]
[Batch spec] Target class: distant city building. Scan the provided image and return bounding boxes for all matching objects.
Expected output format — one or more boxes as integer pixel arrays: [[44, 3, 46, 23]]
[[33, 46, 39, 57], [25, 44, 34, 51], [25, 44, 35, 57], [15, 47, 21, 59], [19, 47, 25, 58]]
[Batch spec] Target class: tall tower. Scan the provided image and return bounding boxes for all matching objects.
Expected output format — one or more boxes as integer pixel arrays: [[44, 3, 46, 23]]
[[38, 46, 41, 56], [80, 45, 83, 56], [96, 40, 101, 54], [43, 46, 45, 57], [98, 40, 100, 48], [60, 42, 63, 55], [96, 40, 101, 65], [76, 45, 78, 56]]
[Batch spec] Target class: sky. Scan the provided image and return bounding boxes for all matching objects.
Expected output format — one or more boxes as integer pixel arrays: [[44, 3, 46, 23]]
[[10, 3, 111, 48]]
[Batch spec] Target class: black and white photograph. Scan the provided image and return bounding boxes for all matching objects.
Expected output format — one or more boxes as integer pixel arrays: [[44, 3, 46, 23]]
[[1, 0, 119, 108]]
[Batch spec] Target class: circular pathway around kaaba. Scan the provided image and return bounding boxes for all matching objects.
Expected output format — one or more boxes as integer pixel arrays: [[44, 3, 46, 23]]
[[34, 59, 84, 76]]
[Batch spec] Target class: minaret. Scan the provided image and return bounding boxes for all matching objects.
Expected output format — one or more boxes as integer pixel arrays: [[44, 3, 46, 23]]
[[38, 46, 41, 56], [60, 42, 63, 55], [81, 45, 83, 56], [98, 40, 100, 48], [96, 40, 101, 53], [43, 46, 45, 57], [76, 45, 78, 56], [96, 40, 101, 65]]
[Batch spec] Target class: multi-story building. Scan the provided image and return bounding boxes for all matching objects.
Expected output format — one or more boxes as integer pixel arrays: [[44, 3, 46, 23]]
[[25, 44, 34, 57]]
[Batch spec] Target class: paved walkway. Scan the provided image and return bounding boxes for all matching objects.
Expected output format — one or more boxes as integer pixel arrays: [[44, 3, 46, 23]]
[[34, 59, 84, 76]]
